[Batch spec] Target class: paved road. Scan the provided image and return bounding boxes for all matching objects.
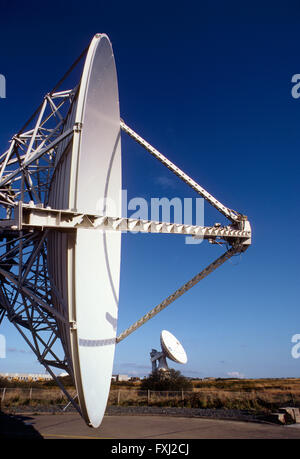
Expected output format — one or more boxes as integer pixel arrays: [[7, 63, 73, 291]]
[[1, 412, 300, 439]]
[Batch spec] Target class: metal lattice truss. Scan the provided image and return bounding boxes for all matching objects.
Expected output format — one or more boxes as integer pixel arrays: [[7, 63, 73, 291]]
[[0, 229, 78, 405], [0, 90, 76, 207], [0, 57, 251, 411]]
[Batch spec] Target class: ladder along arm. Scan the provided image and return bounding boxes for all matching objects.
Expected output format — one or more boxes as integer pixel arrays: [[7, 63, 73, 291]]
[[120, 120, 247, 224]]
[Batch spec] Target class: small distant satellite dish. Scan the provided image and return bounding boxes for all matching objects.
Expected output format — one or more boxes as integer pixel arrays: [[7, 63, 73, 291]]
[[150, 330, 187, 372]]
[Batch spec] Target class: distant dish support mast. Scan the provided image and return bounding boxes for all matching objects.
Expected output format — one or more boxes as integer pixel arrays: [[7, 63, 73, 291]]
[[0, 34, 251, 428]]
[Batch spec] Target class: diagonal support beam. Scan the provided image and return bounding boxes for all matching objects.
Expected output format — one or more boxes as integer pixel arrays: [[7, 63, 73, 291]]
[[116, 245, 242, 343], [120, 120, 246, 223], [0, 127, 74, 188], [11, 320, 81, 416], [20, 231, 48, 284], [0, 266, 67, 324]]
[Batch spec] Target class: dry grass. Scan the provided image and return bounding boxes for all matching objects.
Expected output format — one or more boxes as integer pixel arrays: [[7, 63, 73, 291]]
[[108, 387, 300, 412], [109, 378, 300, 412], [1, 378, 300, 413], [0, 388, 71, 409]]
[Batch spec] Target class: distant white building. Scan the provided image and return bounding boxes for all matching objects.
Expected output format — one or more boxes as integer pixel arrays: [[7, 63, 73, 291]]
[[0, 372, 53, 382], [112, 374, 129, 382]]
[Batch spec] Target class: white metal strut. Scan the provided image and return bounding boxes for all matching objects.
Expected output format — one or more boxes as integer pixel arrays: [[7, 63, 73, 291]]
[[120, 120, 247, 224]]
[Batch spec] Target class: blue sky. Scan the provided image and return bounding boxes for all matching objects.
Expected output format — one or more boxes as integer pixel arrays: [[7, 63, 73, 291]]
[[0, 0, 300, 379]]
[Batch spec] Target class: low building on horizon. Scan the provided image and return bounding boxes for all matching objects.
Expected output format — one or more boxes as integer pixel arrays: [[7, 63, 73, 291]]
[[112, 374, 129, 382], [0, 372, 53, 382]]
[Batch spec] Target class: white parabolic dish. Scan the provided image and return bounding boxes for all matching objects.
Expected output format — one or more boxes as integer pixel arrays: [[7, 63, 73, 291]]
[[160, 330, 187, 364], [47, 34, 121, 427]]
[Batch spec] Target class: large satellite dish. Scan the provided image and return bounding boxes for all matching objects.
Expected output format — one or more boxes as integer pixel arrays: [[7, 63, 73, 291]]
[[47, 34, 122, 427], [0, 33, 252, 428]]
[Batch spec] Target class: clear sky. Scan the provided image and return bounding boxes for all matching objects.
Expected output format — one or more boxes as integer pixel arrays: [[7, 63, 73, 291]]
[[0, 0, 299, 379]]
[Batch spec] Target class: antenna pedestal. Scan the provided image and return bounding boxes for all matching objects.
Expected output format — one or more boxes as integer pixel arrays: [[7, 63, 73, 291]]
[[150, 349, 169, 372]]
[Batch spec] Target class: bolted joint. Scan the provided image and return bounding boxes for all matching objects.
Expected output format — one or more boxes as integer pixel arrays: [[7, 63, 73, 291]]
[[74, 122, 83, 133], [69, 320, 77, 331]]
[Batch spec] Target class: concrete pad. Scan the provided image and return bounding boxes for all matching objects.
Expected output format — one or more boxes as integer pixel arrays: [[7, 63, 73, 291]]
[[1, 412, 300, 439]]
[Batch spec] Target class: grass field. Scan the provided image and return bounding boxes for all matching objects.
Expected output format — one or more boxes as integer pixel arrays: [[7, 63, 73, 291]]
[[1, 377, 299, 413]]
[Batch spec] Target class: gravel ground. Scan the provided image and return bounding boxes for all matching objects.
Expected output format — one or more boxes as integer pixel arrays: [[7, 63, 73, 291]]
[[2, 404, 269, 423], [106, 406, 268, 422]]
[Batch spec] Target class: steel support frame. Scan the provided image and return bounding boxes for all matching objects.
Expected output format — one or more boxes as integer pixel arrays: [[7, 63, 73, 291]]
[[0, 83, 82, 413], [0, 229, 81, 413]]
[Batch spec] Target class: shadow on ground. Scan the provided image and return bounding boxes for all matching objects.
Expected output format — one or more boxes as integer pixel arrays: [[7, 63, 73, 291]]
[[0, 411, 43, 439]]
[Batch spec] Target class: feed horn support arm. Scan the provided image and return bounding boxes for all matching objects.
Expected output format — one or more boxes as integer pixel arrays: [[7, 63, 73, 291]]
[[114, 120, 251, 343], [1, 202, 251, 246]]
